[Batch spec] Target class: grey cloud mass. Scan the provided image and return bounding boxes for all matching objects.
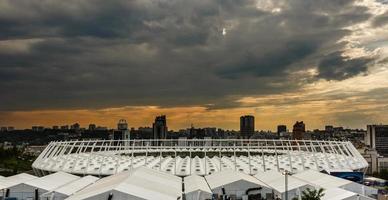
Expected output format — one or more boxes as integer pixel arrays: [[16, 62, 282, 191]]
[[0, 0, 382, 111]]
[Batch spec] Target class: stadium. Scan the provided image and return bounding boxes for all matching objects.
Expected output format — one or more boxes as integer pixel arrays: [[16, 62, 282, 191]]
[[32, 139, 368, 177], [0, 139, 378, 200]]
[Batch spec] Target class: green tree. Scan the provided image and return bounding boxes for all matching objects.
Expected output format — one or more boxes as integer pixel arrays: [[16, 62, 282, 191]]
[[301, 188, 325, 200]]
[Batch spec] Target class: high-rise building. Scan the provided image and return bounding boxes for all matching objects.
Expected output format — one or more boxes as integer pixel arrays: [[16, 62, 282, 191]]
[[153, 115, 168, 139], [240, 115, 255, 139], [277, 125, 287, 136], [292, 121, 305, 140], [366, 125, 388, 156]]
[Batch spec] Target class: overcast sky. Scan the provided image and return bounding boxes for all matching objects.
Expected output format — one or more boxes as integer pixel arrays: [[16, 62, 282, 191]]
[[1, 0, 388, 130]]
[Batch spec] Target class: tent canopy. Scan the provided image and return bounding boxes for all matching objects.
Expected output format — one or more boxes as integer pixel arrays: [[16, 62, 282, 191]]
[[66, 167, 182, 200], [254, 170, 311, 193], [0, 173, 37, 190], [41, 175, 99, 198], [184, 175, 212, 194], [205, 170, 267, 189], [23, 171, 79, 191]]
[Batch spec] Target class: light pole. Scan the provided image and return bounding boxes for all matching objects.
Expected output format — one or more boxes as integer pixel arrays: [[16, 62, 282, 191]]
[[283, 170, 291, 200]]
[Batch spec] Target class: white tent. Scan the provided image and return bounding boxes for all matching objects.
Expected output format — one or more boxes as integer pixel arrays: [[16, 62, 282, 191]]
[[322, 188, 374, 200], [254, 170, 314, 200], [293, 170, 377, 198], [0, 173, 37, 198], [184, 175, 212, 200], [41, 175, 99, 200], [66, 167, 182, 200], [8, 171, 79, 200], [205, 170, 271, 200]]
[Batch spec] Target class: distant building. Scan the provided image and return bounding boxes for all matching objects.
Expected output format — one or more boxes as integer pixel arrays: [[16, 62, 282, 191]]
[[1, 127, 8, 132], [153, 115, 167, 139], [95, 126, 107, 131], [52, 126, 59, 130], [117, 119, 128, 131], [325, 125, 334, 132], [115, 119, 130, 140], [277, 125, 287, 136], [70, 123, 80, 131], [292, 121, 305, 140], [32, 126, 44, 132], [366, 125, 388, 156], [88, 124, 96, 131], [60, 125, 69, 130], [240, 115, 255, 139]]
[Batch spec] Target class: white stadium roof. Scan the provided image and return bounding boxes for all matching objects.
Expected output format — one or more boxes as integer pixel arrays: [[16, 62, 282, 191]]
[[32, 139, 369, 176], [66, 167, 182, 200]]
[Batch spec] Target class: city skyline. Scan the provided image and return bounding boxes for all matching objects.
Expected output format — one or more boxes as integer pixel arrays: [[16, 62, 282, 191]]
[[1, 0, 388, 130], [0, 113, 373, 131]]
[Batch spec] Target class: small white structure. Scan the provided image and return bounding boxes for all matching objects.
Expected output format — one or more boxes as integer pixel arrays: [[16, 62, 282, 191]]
[[0, 173, 37, 198], [294, 170, 377, 198], [40, 175, 99, 200], [205, 170, 271, 200], [8, 171, 79, 200], [184, 175, 212, 200], [254, 170, 314, 199], [66, 167, 182, 200]]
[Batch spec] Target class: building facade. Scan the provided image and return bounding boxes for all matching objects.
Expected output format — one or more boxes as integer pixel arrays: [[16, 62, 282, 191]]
[[277, 125, 287, 136], [240, 115, 255, 139], [153, 115, 168, 139], [292, 121, 305, 140]]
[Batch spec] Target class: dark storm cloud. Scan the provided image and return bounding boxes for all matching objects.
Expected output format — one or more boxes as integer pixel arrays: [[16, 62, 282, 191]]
[[316, 51, 374, 80], [0, 0, 379, 111]]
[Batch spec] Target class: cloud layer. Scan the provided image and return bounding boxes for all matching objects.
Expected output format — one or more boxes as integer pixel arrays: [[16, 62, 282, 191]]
[[0, 0, 387, 129]]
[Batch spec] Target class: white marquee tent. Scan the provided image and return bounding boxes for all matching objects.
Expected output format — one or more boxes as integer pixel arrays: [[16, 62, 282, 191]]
[[321, 187, 374, 200], [40, 175, 99, 200], [205, 170, 272, 199], [66, 167, 182, 200], [293, 170, 378, 198], [254, 170, 315, 200], [7, 171, 79, 200], [0, 173, 37, 198], [184, 175, 212, 200]]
